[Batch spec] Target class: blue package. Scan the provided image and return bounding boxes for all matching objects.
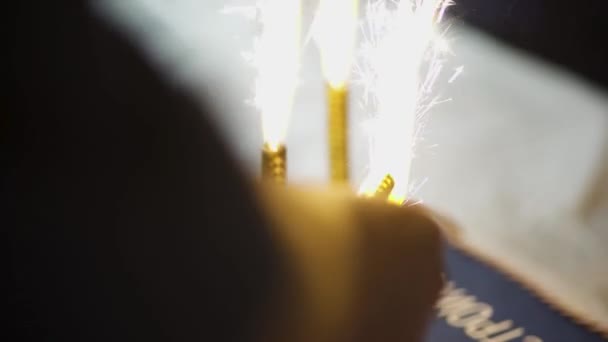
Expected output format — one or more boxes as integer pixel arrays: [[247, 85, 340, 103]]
[[425, 243, 607, 342]]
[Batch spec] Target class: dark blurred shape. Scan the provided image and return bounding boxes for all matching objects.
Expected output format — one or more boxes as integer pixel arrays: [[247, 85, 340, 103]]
[[451, 0, 608, 90], [4, 1, 279, 341]]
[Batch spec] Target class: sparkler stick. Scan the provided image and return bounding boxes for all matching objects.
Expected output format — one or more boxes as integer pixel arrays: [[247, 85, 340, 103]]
[[359, 173, 404, 205], [250, 0, 301, 184], [358, 0, 454, 202], [315, 0, 358, 185], [262, 143, 287, 184], [327, 85, 349, 183], [373, 173, 395, 200]]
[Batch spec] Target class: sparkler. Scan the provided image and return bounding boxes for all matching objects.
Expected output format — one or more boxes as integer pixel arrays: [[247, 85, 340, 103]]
[[357, 0, 454, 203], [315, 0, 358, 185], [262, 143, 287, 184], [373, 173, 396, 200], [359, 173, 405, 204], [256, 0, 301, 183], [227, 0, 301, 184]]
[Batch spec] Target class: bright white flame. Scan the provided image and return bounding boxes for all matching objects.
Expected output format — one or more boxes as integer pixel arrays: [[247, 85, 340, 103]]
[[357, 0, 454, 202], [256, 0, 301, 149], [228, 0, 301, 150], [314, 0, 359, 88]]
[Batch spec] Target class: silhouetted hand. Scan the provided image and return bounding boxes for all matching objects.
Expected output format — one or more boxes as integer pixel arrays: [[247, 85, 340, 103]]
[[255, 185, 443, 342]]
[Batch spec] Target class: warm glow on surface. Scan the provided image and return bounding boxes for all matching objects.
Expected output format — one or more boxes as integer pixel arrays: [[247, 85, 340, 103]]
[[315, 0, 358, 88], [358, 0, 453, 201], [253, 0, 301, 149]]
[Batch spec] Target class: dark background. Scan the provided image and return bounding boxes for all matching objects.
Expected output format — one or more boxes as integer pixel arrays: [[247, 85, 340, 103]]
[[451, 0, 608, 91]]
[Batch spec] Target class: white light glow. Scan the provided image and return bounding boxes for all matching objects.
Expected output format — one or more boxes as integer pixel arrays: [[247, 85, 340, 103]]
[[314, 0, 359, 88], [358, 0, 454, 202], [227, 0, 301, 150]]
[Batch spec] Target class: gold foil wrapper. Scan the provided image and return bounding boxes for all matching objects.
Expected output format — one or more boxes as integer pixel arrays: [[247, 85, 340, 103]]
[[262, 143, 287, 185], [373, 174, 395, 201], [327, 85, 349, 184]]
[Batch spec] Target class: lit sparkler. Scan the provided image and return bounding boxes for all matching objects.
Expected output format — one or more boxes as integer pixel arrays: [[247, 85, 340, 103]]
[[357, 0, 455, 203], [314, 0, 358, 184], [226, 0, 301, 183]]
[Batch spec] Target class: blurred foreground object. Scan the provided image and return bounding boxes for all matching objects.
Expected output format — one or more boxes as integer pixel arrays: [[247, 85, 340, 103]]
[[251, 0, 301, 184], [257, 185, 443, 342]]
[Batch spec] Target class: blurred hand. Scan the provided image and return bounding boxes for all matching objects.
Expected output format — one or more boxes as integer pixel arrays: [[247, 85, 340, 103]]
[[255, 185, 443, 342]]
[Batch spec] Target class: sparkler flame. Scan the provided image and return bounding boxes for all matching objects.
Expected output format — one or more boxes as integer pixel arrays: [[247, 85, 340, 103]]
[[235, 0, 302, 150], [314, 0, 359, 88], [357, 0, 454, 203]]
